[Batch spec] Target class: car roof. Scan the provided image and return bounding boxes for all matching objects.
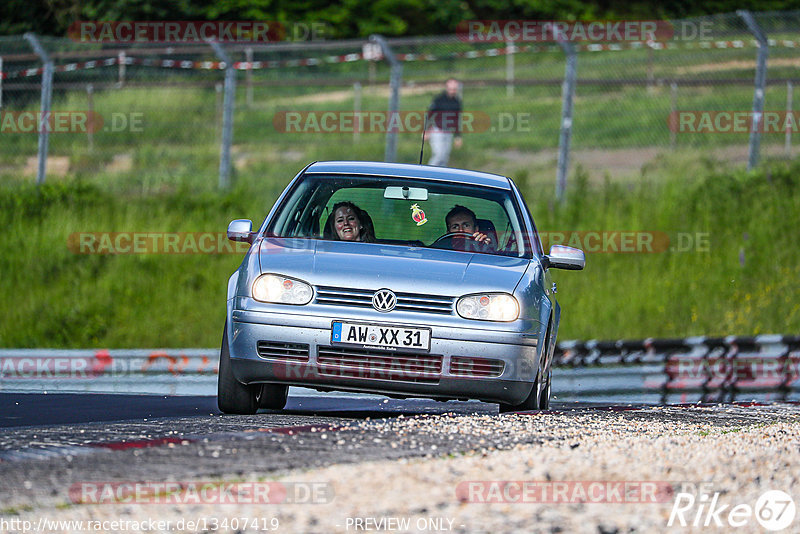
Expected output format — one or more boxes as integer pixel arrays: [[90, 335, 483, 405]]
[[304, 161, 512, 190]]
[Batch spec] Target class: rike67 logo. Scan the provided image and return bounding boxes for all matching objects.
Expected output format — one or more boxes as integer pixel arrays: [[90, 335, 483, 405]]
[[668, 485, 796, 531]]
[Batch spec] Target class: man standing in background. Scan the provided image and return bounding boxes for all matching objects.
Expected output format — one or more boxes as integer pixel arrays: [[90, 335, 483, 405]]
[[426, 78, 463, 166]]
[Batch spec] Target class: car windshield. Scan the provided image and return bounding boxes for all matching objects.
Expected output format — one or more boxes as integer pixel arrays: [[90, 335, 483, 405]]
[[266, 174, 535, 258]]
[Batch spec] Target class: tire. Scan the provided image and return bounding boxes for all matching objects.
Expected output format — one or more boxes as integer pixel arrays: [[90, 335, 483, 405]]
[[499, 320, 553, 413], [538, 370, 551, 410], [217, 323, 260, 414], [538, 318, 554, 410], [257, 384, 289, 410], [498, 372, 541, 413]]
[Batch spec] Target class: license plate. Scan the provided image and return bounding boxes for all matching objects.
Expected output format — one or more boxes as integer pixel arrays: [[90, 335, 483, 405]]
[[331, 322, 431, 351]]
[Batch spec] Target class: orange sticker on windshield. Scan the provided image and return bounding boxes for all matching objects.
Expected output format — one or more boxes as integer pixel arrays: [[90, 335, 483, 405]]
[[410, 204, 428, 226]]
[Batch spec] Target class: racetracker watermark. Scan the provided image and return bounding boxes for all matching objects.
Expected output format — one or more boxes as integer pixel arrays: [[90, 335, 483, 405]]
[[272, 111, 532, 134], [668, 356, 800, 382], [540, 231, 709, 253], [68, 232, 251, 255], [0, 355, 111, 378], [1, 111, 99, 134], [69, 481, 333, 504], [457, 20, 677, 42], [0, 350, 215, 379], [68, 21, 329, 43], [0, 112, 142, 134], [67, 231, 710, 255], [456, 481, 675, 503], [272, 359, 454, 383], [669, 111, 800, 133]]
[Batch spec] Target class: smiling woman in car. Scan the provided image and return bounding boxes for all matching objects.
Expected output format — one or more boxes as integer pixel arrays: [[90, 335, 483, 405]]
[[322, 201, 376, 243]]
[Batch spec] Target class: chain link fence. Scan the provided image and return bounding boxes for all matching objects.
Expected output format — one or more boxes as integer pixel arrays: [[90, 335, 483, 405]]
[[1, 11, 800, 193]]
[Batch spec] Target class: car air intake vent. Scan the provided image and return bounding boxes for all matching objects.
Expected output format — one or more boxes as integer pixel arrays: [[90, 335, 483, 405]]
[[317, 346, 442, 384], [257, 341, 310, 362], [315, 286, 454, 314], [449, 356, 505, 378]]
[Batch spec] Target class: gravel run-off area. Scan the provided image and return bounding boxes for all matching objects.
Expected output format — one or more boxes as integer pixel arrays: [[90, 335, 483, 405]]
[[3, 404, 800, 533]]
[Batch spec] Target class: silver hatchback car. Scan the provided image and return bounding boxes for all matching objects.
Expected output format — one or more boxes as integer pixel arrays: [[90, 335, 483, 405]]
[[218, 161, 584, 414]]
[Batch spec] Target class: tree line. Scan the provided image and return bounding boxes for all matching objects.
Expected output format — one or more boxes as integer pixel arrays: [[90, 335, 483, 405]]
[[2, 0, 798, 38]]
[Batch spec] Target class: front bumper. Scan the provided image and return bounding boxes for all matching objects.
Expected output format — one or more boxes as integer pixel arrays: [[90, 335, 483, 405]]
[[229, 308, 542, 405]]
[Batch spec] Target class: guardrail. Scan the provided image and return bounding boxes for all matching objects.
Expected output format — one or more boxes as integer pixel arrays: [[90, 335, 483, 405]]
[[0, 348, 218, 396], [1, 335, 798, 402], [554, 335, 800, 403]]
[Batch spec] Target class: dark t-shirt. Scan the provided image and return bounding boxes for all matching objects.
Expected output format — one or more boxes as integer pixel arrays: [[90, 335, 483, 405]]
[[427, 92, 462, 136]]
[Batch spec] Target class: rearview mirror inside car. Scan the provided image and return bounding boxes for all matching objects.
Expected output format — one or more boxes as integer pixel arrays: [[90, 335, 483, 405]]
[[384, 186, 428, 201]]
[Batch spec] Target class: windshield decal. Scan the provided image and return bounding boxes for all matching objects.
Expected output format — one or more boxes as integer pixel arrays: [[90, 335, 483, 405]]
[[411, 204, 428, 226]]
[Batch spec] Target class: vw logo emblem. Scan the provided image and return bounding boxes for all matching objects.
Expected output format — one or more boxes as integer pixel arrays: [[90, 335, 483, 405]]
[[372, 289, 397, 312]]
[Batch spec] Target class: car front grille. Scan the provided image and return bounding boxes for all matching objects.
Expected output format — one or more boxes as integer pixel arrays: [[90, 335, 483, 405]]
[[315, 286, 454, 315], [317, 346, 442, 384], [256, 341, 310, 363], [449, 356, 505, 378]]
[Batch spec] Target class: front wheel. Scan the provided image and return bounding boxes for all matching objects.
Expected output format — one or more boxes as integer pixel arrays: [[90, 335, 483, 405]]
[[498, 372, 541, 413], [538, 370, 551, 410], [217, 323, 260, 414], [257, 384, 288, 410]]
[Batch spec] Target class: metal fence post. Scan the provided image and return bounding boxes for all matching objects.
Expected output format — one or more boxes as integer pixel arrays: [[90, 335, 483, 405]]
[[86, 84, 94, 152], [670, 82, 678, 150], [506, 41, 515, 98], [24, 33, 53, 186], [786, 81, 792, 157], [369, 35, 402, 163], [0, 56, 3, 109], [556, 37, 577, 202], [245, 47, 254, 108], [738, 10, 768, 171], [208, 40, 236, 189], [353, 81, 362, 143], [117, 51, 126, 87], [215, 82, 223, 144]]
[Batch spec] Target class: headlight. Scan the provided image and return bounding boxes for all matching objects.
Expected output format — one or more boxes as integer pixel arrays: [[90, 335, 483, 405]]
[[252, 274, 313, 305], [457, 293, 519, 322]]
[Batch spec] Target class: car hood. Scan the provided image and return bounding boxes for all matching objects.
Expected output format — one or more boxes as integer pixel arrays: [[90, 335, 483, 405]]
[[258, 238, 529, 296]]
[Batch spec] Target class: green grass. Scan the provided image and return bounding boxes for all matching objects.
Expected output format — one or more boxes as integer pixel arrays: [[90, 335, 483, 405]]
[[0, 504, 33, 515], [542, 161, 800, 339], [2, 37, 797, 184], [1, 157, 798, 348], [1, 42, 799, 347]]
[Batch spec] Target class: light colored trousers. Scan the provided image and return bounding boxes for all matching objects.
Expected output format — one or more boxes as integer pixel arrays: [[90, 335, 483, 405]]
[[428, 130, 454, 167]]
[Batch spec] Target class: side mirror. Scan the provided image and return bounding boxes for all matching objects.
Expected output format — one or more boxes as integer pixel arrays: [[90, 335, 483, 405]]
[[227, 219, 253, 243], [545, 244, 585, 270]]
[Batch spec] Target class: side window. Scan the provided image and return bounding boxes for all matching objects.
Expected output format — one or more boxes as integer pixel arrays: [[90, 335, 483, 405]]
[[290, 191, 326, 238], [510, 183, 542, 256]]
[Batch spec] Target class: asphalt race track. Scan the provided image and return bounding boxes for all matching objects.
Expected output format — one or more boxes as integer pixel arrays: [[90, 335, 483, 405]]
[[0, 393, 501, 428]]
